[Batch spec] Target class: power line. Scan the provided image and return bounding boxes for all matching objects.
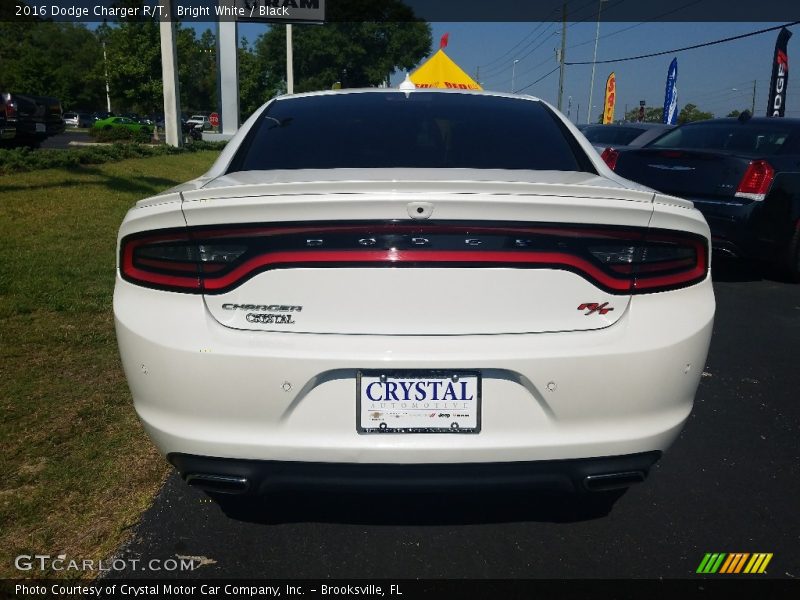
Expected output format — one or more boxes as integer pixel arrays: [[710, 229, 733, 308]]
[[480, 25, 559, 83], [516, 66, 561, 94], [478, 0, 612, 84], [565, 21, 800, 65], [564, 0, 703, 54], [477, 18, 556, 70]]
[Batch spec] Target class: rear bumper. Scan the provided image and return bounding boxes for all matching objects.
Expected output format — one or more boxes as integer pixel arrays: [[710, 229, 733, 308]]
[[13, 120, 65, 139], [169, 451, 662, 494], [692, 199, 759, 258], [692, 197, 796, 261], [115, 274, 714, 467]]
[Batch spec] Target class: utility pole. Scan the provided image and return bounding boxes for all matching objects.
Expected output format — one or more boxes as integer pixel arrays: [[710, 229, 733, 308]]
[[511, 59, 519, 93], [557, 1, 567, 111], [751, 79, 757, 114], [102, 40, 112, 113], [286, 24, 294, 94], [587, 0, 607, 123]]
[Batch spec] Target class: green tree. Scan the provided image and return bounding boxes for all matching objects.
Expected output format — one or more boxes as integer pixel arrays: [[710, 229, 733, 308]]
[[239, 37, 282, 120], [677, 103, 713, 124], [0, 21, 105, 110], [252, 18, 431, 94], [622, 106, 665, 123], [103, 18, 162, 114], [176, 27, 217, 113]]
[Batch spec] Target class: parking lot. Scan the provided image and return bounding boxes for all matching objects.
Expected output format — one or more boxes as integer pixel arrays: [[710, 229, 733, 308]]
[[110, 259, 799, 580]]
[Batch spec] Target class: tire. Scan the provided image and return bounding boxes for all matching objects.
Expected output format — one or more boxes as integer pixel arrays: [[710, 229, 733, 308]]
[[785, 223, 800, 283]]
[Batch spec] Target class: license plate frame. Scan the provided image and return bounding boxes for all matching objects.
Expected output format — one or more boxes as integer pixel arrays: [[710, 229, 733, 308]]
[[357, 370, 481, 434]]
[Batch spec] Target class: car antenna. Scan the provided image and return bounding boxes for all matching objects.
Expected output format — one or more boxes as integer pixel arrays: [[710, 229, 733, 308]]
[[738, 110, 752, 123]]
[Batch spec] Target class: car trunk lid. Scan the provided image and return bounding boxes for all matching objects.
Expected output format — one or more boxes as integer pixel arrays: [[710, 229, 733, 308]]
[[612, 148, 761, 202], [179, 172, 658, 335]]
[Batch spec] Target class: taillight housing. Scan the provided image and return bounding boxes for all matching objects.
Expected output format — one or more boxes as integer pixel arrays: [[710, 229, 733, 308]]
[[2, 93, 16, 119], [600, 147, 619, 170], [119, 222, 709, 295], [735, 160, 775, 201]]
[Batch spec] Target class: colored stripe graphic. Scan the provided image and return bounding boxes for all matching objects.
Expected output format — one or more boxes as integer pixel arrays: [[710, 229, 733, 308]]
[[697, 553, 773, 574], [744, 553, 773, 574], [720, 553, 749, 573], [697, 553, 726, 573]]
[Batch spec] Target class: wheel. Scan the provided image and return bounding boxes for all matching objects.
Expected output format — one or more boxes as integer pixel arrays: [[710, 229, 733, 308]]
[[785, 223, 800, 282]]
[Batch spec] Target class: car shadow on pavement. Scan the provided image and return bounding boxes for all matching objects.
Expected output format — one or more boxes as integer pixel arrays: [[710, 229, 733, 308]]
[[710, 256, 776, 283], [208, 488, 625, 526]]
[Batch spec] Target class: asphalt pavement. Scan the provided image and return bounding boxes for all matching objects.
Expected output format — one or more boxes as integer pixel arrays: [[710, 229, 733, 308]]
[[110, 258, 800, 580], [39, 130, 93, 149]]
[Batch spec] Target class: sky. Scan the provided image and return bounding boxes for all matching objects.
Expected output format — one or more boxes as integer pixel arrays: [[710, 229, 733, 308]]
[[222, 20, 800, 123]]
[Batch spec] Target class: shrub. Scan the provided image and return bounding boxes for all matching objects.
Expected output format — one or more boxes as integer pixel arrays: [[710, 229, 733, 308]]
[[0, 141, 227, 175], [88, 126, 152, 144]]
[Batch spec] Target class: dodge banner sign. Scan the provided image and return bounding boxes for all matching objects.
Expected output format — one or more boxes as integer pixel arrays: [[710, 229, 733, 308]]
[[767, 27, 791, 117]]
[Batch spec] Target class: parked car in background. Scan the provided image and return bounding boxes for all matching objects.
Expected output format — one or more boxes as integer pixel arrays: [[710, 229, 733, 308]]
[[0, 94, 15, 142], [0, 92, 65, 147], [577, 123, 674, 154], [115, 89, 714, 500], [186, 114, 211, 130], [602, 114, 800, 280], [93, 116, 153, 135], [63, 112, 94, 128]]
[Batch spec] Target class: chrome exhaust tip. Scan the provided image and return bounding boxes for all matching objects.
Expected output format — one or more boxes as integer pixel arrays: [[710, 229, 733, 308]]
[[185, 474, 250, 494], [583, 471, 645, 492]]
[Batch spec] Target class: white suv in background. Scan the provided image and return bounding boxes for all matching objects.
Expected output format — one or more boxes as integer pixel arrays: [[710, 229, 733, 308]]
[[186, 115, 211, 130]]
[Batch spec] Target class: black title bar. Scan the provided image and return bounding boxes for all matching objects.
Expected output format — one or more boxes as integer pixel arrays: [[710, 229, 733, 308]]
[[2, 0, 800, 23]]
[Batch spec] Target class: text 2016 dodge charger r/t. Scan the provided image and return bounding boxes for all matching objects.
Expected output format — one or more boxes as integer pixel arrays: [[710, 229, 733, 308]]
[[114, 90, 715, 497]]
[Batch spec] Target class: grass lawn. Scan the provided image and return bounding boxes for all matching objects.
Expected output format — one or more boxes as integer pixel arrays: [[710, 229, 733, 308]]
[[0, 151, 220, 578]]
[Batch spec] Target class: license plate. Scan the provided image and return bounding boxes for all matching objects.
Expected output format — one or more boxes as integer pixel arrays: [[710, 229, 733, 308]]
[[357, 370, 481, 433], [35, 123, 45, 133]]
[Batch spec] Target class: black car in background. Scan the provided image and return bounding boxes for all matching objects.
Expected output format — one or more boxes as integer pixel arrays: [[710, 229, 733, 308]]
[[0, 92, 65, 147], [602, 115, 800, 280], [578, 122, 674, 153]]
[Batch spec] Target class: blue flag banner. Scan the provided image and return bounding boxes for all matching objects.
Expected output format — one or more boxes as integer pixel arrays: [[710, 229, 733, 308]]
[[663, 58, 679, 124]]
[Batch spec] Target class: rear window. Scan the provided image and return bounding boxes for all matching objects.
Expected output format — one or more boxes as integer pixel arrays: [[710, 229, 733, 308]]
[[229, 92, 592, 173], [648, 122, 795, 155]]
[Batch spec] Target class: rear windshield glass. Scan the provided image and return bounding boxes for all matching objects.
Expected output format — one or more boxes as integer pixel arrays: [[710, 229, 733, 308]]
[[648, 122, 794, 155], [580, 125, 647, 146], [228, 92, 591, 172]]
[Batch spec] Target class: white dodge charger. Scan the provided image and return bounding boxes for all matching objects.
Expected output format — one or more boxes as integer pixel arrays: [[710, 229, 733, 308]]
[[114, 89, 714, 497]]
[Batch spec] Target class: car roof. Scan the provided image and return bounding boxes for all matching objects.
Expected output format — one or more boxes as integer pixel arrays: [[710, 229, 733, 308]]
[[271, 87, 543, 104], [679, 116, 800, 126], [581, 122, 672, 131]]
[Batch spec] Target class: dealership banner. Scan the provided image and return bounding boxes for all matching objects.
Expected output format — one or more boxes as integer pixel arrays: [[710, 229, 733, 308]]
[[602, 73, 616, 124], [662, 58, 679, 125], [767, 27, 792, 117]]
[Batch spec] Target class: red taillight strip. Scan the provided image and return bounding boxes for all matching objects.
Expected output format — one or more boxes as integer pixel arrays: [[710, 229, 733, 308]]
[[633, 238, 708, 291], [119, 222, 709, 295], [200, 249, 633, 293], [121, 239, 201, 290]]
